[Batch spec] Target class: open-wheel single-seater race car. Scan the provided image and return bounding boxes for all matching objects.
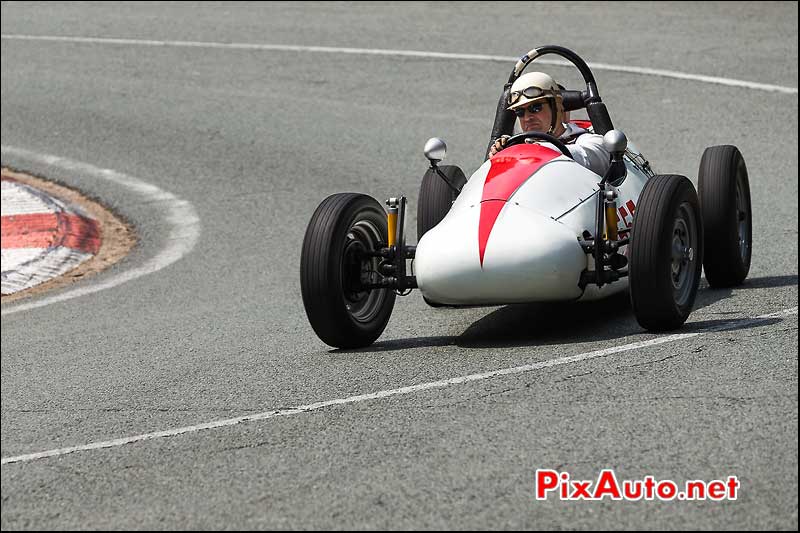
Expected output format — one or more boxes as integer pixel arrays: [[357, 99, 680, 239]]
[[301, 45, 752, 349]]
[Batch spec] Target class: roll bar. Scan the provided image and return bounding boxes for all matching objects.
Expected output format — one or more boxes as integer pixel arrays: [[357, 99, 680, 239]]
[[485, 45, 614, 160]]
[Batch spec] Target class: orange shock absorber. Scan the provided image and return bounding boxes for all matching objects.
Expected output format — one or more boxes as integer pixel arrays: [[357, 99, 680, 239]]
[[604, 189, 619, 241], [387, 199, 398, 247]]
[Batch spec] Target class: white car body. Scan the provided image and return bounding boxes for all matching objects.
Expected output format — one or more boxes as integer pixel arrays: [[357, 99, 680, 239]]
[[414, 139, 651, 306]]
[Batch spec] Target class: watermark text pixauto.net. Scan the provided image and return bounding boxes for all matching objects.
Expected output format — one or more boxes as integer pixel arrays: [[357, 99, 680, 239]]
[[535, 469, 739, 501]]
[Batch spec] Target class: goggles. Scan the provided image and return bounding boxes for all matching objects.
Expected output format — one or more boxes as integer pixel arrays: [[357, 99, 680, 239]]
[[507, 86, 555, 106], [512, 102, 545, 118]]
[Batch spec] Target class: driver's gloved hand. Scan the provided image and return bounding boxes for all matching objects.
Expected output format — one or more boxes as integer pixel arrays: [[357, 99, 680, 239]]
[[489, 135, 510, 157]]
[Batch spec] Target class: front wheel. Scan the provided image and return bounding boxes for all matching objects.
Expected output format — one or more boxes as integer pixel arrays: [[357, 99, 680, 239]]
[[629, 175, 704, 331], [300, 193, 396, 348], [417, 165, 466, 241]]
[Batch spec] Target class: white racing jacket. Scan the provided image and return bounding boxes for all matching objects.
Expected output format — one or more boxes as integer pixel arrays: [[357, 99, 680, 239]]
[[559, 122, 611, 177], [514, 121, 612, 177]]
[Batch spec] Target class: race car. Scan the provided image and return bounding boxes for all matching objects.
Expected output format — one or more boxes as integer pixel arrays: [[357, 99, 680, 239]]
[[300, 45, 752, 349]]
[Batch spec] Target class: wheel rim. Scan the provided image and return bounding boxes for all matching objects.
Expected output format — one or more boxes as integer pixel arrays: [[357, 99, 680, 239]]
[[341, 218, 386, 323], [736, 163, 751, 263], [670, 202, 698, 307]]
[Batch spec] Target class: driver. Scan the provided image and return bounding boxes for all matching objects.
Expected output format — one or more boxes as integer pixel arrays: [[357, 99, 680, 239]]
[[489, 72, 611, 177]]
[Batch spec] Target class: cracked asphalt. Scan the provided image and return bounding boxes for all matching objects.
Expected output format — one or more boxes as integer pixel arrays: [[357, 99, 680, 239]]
[[1, 2, 797, 529]]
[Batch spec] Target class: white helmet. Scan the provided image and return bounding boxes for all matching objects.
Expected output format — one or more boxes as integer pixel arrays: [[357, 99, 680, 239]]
[[507, 72, 564, 134]]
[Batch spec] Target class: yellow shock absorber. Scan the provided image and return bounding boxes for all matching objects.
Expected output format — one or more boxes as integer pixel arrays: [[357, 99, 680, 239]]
[[604, 190, 619, 241], [387, 201, 398, 247]]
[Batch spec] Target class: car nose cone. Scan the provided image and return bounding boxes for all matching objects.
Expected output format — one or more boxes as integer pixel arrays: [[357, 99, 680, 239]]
[[414, 201, 586, 305]]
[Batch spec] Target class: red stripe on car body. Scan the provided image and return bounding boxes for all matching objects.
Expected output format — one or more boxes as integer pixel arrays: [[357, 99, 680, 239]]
[[479, 144, 561, 266]]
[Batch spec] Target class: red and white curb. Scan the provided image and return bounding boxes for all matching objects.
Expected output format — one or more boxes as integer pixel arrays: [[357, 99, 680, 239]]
[[1, 177, 101, 295]]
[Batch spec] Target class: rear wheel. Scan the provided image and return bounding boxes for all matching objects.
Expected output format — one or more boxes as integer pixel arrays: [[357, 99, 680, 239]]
[[629, 175, 703, 331], [300, 193, 396, 348], [417, 165, 466, 241], [698, 145, 752, 287]]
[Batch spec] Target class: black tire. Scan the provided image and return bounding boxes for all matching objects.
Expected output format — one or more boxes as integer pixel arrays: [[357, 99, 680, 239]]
[[629, 175, 704, 331], [417, 165, 466, 241], [300, 193, 396, 348], [698, 145, 752, 287]]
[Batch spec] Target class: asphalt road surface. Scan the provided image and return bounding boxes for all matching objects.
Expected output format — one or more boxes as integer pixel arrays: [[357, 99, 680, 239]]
[[1, 2, 797, 529]]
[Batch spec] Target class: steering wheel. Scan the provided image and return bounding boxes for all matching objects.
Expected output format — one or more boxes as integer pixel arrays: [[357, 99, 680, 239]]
[[504, 131, 574, 159]]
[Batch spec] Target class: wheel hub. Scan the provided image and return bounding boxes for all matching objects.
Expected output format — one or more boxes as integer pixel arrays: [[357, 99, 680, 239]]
[[671, 226, 690, 282], [736, 169, 751, 262], [340, 220, 386, 323], [670, 205, 698, 307]]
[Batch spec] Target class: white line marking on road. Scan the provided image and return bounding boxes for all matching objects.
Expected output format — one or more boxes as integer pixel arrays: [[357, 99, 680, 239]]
[[0, 146, 201, 316], [1, 34, 797, 95], [2, 307, 796, 465]]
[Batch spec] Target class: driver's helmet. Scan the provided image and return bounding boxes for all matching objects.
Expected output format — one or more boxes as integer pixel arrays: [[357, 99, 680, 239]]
[[507, 72, 564, 135]]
